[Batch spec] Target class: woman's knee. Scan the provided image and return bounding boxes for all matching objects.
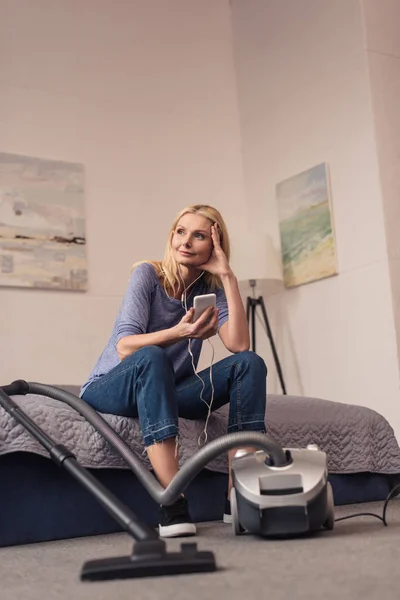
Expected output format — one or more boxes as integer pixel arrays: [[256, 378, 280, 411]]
[[124, 345, 174, 373], [236, 350, 267, 376]]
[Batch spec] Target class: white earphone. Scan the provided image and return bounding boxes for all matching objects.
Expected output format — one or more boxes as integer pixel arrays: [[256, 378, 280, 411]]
[[178, 267, 215, 446], [180, 270, 204, 303]]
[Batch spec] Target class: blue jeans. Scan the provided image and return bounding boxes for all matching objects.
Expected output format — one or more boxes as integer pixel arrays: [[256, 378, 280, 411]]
[[82, 346, 267, 447]]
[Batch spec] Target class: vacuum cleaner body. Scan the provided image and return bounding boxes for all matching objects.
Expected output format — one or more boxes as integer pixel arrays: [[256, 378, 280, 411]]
[[231, 446, 334, 538]]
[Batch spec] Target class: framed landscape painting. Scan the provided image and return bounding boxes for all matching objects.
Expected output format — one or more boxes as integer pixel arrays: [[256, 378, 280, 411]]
[[276, 162, 337, 288]]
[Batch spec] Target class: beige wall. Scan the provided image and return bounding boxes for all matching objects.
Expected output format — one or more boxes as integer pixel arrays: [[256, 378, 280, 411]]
[[363, 0, 400, 370], [230, 0, 400, 438], [0, 0, 244, 384]]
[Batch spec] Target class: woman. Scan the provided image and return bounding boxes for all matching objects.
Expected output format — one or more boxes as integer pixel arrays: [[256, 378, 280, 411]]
[[81, 205, 267, 537]]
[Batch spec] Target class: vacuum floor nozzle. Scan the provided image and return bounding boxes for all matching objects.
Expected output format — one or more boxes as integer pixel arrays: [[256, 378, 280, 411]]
[[81, 541, 217, 581]]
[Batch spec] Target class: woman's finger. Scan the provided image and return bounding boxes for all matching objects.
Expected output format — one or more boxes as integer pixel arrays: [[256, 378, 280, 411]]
[[211, 224, 221, 246], [181, 307, 194, 322]]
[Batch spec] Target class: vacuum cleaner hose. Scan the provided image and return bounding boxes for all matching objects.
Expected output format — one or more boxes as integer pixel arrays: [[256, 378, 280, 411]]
[[3, 380, 289, 506]]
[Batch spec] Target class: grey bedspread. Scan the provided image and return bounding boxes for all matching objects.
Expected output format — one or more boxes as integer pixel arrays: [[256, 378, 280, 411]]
[[1, 390, 400, 475]]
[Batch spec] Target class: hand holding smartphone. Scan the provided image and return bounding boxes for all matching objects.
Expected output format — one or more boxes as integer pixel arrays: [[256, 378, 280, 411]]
[[192, 293, 216, 322]]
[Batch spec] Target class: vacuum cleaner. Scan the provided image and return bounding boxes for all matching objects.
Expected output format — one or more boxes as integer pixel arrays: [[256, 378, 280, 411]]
[[0, 380, 334, 581], [230, 445, 334, 537]]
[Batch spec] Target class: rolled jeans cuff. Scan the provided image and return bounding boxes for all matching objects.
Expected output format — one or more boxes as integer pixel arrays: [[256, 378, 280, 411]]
[[142, 419, 179, 447], [227, 414, 266, 433]]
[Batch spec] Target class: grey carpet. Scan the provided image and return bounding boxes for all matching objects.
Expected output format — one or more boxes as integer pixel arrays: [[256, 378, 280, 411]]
[[1, 500, 400, 600]]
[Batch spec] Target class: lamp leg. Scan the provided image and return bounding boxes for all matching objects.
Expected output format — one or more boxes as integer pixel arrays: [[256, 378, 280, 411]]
[[250, 299, 257, 353], [258, 296, 287, 395]]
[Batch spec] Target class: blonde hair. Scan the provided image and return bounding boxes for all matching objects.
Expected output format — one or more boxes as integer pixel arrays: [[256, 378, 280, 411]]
[[133, 205, 230, 298]]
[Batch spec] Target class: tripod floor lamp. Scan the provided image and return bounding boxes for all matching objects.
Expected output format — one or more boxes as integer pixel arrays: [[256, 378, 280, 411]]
[[232, 233, 287, 395]]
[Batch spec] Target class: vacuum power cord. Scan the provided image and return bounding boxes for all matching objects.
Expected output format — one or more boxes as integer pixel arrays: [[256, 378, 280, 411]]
[[334, 482, 400, 526]]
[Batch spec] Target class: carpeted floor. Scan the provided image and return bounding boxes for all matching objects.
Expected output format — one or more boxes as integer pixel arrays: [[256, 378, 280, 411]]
[[1, 500, 400, 600]]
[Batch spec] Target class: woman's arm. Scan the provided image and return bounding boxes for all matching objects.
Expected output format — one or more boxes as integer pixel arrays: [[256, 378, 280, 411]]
[[218, 272, 250, 353], [116, 329, 181, 360], [198, 224, 250, 354], [116, 306, 219, 361]]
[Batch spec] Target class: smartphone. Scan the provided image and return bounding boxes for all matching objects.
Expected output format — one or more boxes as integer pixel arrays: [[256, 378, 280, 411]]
[[193, 293, 216, 322]]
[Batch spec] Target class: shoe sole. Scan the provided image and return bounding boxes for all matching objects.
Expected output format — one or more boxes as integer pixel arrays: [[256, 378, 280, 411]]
[[159, 523, 197, 538], [223, 513, 232, 524]]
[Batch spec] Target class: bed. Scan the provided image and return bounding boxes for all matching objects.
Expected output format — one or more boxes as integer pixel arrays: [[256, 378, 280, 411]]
[[1, 385, 400, 547]]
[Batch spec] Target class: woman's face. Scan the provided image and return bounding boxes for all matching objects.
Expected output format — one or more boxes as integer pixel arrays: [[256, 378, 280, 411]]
[[171, 212, 213, 269]]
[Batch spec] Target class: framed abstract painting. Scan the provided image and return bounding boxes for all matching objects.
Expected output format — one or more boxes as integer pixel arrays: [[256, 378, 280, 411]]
[[0, 152, 87, 291]]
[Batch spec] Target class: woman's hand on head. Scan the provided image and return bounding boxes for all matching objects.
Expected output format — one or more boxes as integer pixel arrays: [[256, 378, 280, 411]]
[[175, 306, 219, 341], [197, 224, 232, 278]]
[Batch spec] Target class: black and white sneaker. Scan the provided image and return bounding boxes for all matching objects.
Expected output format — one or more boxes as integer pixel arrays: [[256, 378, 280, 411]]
[[159, 496, 197, 538], [223, 492, 232, 524]]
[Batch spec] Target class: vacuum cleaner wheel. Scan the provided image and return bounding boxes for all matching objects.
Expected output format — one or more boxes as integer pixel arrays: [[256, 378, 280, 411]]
[[230, 488, 245, 536], [323, 482, 335, 530]]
